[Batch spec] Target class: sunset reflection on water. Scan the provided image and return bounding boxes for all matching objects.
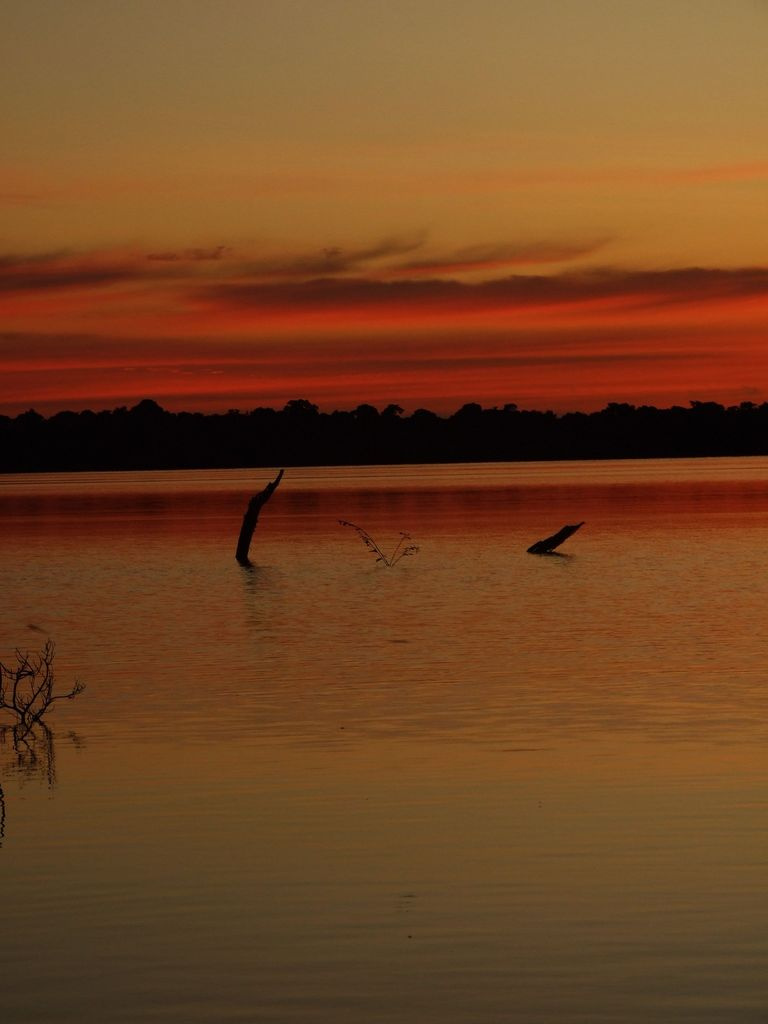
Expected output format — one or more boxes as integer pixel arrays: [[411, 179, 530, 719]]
[[2, 459, 768, 1023]]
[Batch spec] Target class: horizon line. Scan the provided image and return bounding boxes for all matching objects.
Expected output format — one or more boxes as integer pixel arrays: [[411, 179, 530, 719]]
[[4, 396, 764, 421]]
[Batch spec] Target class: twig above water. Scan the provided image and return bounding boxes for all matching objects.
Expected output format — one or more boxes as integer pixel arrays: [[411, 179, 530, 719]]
[[338, 520, 419, 566]]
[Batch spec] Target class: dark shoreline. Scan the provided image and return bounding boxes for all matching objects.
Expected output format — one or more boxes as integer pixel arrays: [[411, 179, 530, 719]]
[[3, 397, 768, 473]]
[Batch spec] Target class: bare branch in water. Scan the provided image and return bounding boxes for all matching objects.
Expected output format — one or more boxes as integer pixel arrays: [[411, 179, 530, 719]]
[[338, 521, 419, 566], [0, 640, 84, 737]]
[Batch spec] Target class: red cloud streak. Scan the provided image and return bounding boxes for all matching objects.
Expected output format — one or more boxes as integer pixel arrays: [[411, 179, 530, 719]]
[[2, 252, 767, 414]]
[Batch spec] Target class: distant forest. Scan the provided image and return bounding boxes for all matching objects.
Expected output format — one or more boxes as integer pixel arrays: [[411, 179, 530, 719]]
[[3, 398, 768, 472]]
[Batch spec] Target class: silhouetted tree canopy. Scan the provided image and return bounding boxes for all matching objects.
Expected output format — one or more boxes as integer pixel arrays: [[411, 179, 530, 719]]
[[1, 398, 767, 472]]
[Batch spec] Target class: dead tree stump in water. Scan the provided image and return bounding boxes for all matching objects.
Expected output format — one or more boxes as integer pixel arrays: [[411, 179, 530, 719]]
[[526, 521, 584, 554], [235, 469, 284, 565]]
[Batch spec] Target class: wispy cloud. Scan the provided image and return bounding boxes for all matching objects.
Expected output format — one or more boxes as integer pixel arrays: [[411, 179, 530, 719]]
[[200, 266, 768, 317], [390, 240, 610, 275], [3, 242, 768, 323], [0, 251, 144, 292], [0, 246, 232, 294], [0, 232, 598, 299], [234, 233, 428, 279], [147, 246, 229, 262]]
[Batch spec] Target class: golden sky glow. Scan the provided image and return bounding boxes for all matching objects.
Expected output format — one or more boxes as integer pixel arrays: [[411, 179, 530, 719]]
[[2, 0, 768, 414]]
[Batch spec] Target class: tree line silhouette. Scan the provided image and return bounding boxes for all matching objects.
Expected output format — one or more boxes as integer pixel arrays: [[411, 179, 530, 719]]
[[2, 397, 768, 472]]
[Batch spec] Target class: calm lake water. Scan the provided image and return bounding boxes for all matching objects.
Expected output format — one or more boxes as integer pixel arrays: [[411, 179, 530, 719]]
[[3, 459, 768, 1023]]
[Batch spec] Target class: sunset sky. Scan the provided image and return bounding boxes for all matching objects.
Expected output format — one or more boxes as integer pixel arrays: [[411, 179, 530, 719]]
[[2, 0, 768, 415]]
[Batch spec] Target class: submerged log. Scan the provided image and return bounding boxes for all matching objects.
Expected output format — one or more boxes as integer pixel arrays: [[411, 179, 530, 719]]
[[235, 469, 284, 565], [527, 521, 584, 555]]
